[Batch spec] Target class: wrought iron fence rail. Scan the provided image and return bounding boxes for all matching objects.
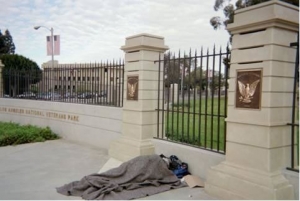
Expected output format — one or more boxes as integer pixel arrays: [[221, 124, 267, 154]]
[[156, 108, 227, 117], [156, 46, 230, 154], [153, 50, 229, 63], [153, 137, 226, 155], [2, 61, 124, 108], [287, 33, 299, 172]]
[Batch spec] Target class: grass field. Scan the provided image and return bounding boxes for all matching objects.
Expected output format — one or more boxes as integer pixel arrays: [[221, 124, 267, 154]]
[[162, 97, 226, 152]]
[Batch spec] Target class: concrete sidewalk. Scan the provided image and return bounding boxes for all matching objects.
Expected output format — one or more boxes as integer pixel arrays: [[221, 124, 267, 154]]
[[0, 139, 215, 200]]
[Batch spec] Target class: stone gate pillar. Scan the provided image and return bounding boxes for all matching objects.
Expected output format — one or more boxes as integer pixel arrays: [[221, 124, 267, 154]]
[[109, 33, 168, 162], [205, 1, 298, 200]]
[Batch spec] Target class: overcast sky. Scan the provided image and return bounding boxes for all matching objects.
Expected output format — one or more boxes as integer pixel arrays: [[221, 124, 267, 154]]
[[0, 0, 233, 67]]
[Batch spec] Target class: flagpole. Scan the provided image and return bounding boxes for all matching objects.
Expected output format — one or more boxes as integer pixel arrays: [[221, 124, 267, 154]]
[[51, 27, 54, 70], [34, 25, 55, 99]]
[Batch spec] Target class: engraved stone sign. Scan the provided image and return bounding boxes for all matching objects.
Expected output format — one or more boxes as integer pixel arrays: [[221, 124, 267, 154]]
[[127, 75, 139, 100], [236, 69, 262, 109]]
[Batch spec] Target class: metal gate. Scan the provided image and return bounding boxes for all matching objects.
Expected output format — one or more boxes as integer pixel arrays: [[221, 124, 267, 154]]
[[155, 46, 230, 154]]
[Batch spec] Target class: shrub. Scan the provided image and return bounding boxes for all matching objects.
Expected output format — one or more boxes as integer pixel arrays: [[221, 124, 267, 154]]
[[0, 122, 59, 147]]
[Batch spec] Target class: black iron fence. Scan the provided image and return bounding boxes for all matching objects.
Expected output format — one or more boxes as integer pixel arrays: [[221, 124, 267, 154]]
[[2, 61, 124, 107], [156, 46, 230, 154], [287, 34, 299, 172]]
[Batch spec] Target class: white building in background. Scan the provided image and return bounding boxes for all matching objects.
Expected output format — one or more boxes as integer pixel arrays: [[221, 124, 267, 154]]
[[40, 61, 123, 94], [36, 61, 124, 104]]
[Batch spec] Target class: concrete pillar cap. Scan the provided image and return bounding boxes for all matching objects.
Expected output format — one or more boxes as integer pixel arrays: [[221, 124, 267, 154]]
[[227, 0, 299, 34], [121, 33, 169, 52]]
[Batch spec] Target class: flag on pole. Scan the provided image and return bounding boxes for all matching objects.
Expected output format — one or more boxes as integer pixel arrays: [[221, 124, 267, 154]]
[[46, 36, 52, 56], [46, 35, 60, 56], [54, 35, 60, 55]]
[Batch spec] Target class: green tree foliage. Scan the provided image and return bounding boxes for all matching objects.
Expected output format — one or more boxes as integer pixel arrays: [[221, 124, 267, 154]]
[[164, 52, 194, 87], [0, 29, 15, 54], [164, 52, 228, 92], [184, 67, 226, 91], [0, 34, 7, 54], [0, 54, 42, 96], [210, 0, 299, 30]]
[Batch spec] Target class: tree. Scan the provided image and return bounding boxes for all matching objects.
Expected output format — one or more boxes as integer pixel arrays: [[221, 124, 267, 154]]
[[210, 0, 299, 31], [0, 54, 42, 97], [0, 31, 8, 54], [3, 30, 15, 54], [184, 67, 226, 92], [0, 29, 15, 54], [164, 52, 194, 88]]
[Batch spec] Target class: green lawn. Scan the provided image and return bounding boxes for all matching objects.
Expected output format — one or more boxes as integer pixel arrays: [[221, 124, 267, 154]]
[[163, 97, 226, 152]]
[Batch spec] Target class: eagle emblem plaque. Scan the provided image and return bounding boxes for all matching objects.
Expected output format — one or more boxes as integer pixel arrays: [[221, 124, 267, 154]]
[[127, 75, 139, 101], [236, 69, 262, 109]]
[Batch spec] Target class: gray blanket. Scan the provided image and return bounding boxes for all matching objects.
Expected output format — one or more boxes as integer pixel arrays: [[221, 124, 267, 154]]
[[56, 155, 186, 200]]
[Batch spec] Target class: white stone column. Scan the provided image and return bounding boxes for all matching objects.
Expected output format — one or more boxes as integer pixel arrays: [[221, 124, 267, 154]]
[[109, 33, 168, 162], [0, 60, 3, 97], [170, 84, 178, 104], [205, 1, 298, 200]]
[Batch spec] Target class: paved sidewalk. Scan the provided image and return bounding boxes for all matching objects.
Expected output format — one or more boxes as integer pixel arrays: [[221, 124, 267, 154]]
[[0, 139, 215, 200]]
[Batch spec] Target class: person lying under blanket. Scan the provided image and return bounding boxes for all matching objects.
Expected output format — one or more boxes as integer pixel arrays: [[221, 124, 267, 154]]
[[56, 154, 187, 200]]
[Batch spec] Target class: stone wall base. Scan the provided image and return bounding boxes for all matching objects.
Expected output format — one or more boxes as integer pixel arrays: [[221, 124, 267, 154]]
[[205, 162, 294, 200]]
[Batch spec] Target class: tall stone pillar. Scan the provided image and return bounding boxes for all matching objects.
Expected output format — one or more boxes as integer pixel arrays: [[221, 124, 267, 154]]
[[109, 33, 168, 162], [170, 84, 179, 104], [205, 1, 298, 200], [0, 60, 4, 98]]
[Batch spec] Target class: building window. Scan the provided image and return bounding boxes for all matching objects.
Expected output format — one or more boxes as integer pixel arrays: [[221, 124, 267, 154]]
[[78, 77, 81, 81], [59, 85, 61, 89], [87, 77, 90, 81], [97, 77, 99, 81], [59, 77, 62, 81], [92, 77, 95, 81], [83, 77, 85, 81], [73, 85, 75, 90], [68, 85, 70, 89], [68, 77, 71, 81], [63, 77, 66, 81], [55, 85, 57, 89], [73, 76, 76, 81]]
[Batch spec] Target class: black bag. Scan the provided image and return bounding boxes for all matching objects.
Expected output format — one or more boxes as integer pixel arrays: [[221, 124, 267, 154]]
[[173, 162, 189, 178], [160, 154, 190, 178]]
